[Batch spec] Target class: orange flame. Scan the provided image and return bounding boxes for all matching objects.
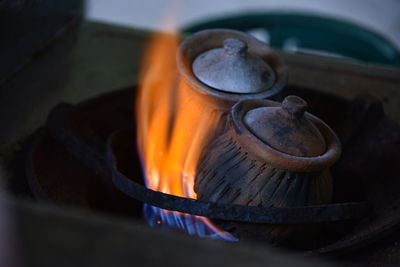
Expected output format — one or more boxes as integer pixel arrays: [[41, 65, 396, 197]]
[[136, 21, 234, 240]]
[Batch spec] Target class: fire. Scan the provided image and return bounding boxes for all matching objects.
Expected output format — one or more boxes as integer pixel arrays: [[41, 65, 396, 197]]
[[136, 24, 235, 240]]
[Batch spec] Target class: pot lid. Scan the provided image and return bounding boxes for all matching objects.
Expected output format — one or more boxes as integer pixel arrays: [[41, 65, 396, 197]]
[[243, 95, 326, 157], [192, 38, 276, 94]]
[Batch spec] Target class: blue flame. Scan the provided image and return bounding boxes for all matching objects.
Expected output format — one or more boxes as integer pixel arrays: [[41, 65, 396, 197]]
[[143, 204, 238, 241]]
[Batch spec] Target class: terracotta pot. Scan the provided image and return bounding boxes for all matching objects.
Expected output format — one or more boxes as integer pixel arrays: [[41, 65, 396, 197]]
[[195, 96, 341, 245], [177, 28, 288, 110]]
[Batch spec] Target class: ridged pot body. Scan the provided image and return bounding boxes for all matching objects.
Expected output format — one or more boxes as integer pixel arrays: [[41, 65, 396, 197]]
[[194, 98, 341, 246], [195, 132, 333, 207], [195, 130, 333, 246]]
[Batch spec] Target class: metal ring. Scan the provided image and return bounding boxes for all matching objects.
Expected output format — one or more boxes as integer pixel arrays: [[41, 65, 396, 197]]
[[107, 129, 367, 225]]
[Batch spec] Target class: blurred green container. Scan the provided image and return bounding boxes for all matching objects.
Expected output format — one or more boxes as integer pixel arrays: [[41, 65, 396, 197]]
[[183, 12, 400, 68]]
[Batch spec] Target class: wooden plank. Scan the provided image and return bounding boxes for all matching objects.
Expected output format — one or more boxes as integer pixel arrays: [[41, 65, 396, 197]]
[[10, 199, 327, 267]]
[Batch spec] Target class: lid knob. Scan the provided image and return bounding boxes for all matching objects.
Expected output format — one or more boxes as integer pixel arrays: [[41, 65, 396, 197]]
[[223, 38, 247, 55], [282, 95, 308, 118]]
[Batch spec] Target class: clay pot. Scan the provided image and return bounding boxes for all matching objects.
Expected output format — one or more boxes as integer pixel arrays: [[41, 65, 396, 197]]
[[195, 96, 341, 245], [177, 28, 288, 110]]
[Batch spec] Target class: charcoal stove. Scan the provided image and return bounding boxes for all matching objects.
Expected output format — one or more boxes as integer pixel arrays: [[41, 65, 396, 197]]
[[4, 21, 400, 265], [18, 81, 400, 255]]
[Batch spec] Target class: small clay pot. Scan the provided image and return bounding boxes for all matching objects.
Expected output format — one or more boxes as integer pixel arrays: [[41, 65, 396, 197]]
[[195, 96, 341, 245], [177, 29, 288, 110]]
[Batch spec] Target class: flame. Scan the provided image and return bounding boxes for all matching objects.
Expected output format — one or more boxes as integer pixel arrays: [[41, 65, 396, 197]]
[[136, 22, 235, 240]]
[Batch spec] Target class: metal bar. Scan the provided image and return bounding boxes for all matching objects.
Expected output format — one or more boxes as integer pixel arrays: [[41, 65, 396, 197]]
[[107, 129, 368, 224]]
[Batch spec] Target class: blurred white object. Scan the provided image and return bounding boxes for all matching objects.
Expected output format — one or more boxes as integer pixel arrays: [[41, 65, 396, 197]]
[[87, 0, 400, 49], [247, 28, 271, 44]]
